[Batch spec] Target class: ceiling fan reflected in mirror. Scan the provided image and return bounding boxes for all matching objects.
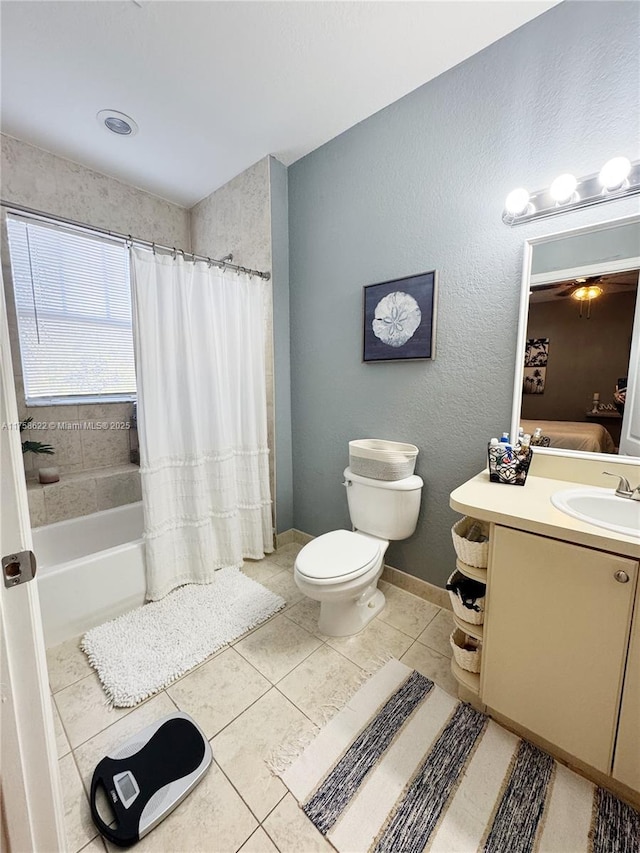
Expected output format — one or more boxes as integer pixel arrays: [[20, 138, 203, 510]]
[[570, 279, 603, 318], [529, 270, 638, 318]]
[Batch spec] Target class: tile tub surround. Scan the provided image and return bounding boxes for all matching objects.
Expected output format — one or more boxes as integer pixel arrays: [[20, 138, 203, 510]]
[[1, 134, 188, 513], [28, 464, 141, 527], [2, 139, 289, 537], [4, 145, 287, 536], [20, 402, 136, 480], [190, 156, 284, 537], [48, 545, 456, 852]]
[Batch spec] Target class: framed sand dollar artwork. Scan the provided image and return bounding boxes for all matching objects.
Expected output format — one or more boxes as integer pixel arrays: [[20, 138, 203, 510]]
[[362, 271, 437, 362]]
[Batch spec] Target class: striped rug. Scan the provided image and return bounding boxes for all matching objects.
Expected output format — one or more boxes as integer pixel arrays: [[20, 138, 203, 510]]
[[279, 659, 639, 853]]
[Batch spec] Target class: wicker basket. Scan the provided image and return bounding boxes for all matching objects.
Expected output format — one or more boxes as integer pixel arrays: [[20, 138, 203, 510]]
[[446, 570, 485, 625], [451, 516, 489, 568], [348, 439, 418, 481], [450, 628, 482, 674]]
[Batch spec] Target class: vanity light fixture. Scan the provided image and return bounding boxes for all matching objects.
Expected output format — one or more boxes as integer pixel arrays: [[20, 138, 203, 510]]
[[502, 157, 640, 225]]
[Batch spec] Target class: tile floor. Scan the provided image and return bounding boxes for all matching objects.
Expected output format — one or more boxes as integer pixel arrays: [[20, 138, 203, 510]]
[[47, 544, 457, 853]]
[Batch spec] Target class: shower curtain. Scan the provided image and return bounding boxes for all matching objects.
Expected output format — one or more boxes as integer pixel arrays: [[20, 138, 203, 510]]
[[130, 249, 273, 600]]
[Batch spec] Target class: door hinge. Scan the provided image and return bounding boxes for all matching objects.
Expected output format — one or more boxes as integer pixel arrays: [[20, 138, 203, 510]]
[[2, 550, 36, 588]]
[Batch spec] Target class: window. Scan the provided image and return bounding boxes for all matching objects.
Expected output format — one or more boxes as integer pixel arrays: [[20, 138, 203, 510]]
[[6, 215, 136, 405]]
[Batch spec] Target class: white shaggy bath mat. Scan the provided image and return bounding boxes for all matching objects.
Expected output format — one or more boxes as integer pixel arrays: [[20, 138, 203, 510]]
[[81, 567, 285, 707]]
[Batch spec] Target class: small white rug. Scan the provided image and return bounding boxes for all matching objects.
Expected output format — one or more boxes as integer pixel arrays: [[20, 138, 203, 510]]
[[276, 659, 639, 853], [81, 567, 285, 707]]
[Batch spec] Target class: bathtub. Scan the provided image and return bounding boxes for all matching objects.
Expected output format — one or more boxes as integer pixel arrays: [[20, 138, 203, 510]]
[[34, 502, 147, 648]]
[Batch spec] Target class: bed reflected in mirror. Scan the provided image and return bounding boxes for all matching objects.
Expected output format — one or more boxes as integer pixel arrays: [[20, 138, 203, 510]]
[[521, 269, 637, 453], [513, 216, 640, 458]]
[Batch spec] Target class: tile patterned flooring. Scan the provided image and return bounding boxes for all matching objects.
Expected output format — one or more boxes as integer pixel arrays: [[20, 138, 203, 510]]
[[48, 544, 457, 853]]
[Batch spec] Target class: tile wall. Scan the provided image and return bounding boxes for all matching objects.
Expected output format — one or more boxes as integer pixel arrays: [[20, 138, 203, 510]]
[[1, 133, 190, 527], [2, 136, 281, 532], [190, 156, 278, 536], [26, 465, 142, 528], [17, 397, 142, 527]]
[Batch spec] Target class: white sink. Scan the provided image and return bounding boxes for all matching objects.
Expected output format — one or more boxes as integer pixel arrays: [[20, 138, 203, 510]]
[[551, 488, 640, 539]]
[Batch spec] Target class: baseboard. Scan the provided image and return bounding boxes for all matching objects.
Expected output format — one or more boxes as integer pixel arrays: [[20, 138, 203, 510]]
[[381, 565, 452, 611], [291, 529, 314, 545], [275, 529, 295, 547], [276, 528, 314, 548], [275, 528, 451, 610]]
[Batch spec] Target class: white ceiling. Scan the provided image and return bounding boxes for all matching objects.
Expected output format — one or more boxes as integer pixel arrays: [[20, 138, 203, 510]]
[[1, 0, 557, 208]]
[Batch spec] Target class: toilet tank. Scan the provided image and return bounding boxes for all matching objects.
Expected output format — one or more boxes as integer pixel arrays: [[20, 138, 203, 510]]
[[343, 467, 423, 540]]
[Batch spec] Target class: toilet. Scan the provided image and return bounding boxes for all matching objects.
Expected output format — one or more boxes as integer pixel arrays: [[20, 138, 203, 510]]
[[293, 466, 423, 637]]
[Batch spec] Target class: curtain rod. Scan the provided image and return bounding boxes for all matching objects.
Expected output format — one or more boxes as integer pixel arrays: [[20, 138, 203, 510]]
[[1, 199, 271, 281]]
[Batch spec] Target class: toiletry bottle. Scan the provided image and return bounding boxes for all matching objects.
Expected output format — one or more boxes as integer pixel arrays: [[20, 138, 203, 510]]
[[519, 434, 531, 461], [488, 437, 502, 480], [488, 437, 501, 460], [499, 432, 509, 444]]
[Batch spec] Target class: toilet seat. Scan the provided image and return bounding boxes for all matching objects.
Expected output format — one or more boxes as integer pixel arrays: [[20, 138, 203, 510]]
[[295, 530, 381, 584]]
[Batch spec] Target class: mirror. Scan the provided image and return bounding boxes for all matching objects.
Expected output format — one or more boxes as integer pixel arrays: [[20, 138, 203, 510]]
[[512, 215, 640, 459]]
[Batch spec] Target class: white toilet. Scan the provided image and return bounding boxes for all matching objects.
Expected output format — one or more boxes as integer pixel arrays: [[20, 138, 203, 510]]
[[293, 466, 423, 637]]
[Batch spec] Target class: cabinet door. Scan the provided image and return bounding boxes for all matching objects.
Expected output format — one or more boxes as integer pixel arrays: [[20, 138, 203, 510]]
[[613, 579, 640, 792], [482, 526, 637, 774]]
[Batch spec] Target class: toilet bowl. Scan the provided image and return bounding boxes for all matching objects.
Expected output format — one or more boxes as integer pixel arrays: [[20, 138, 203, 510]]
[[294, 529, 389, 636], [293, 466, 423, 637]]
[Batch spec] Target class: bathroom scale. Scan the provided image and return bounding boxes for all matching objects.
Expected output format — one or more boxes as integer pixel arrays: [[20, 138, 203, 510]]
[[90, 711, 212, 847]]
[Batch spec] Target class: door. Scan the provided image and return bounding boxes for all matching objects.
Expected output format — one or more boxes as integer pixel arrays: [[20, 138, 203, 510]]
[[0, 270, 66, 849], [619, 271, 640, 456], [482, 526, 637, 774], [613, 577, 640, 793]]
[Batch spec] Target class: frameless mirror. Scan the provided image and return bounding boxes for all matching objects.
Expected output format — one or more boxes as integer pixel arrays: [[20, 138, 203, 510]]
[[511, 215, 640, 459]]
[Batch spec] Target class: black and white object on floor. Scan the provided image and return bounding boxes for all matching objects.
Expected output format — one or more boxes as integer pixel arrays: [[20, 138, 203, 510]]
[[90, 712, 212, 847]]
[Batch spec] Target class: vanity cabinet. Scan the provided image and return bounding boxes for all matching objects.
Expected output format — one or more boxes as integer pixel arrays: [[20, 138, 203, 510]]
[[482, 526, 638, 775]]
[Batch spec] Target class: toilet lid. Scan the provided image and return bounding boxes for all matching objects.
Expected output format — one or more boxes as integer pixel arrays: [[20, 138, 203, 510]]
[[295, 530, 381, 581]]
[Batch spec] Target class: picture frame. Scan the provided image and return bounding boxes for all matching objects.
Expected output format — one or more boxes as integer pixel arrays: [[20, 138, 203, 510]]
[[523, 337, 549, 395], [363, 270, 437, 362]]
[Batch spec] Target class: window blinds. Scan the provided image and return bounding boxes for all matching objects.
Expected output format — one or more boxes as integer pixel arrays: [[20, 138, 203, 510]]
[[6, 215, 136, 404]]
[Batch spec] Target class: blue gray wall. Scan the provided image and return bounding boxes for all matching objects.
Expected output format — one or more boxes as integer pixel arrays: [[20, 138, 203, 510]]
[[288, 0, 640, 586]]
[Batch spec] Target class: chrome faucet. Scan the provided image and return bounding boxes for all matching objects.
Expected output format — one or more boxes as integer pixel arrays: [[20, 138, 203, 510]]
[[602, 472, 640, 500]]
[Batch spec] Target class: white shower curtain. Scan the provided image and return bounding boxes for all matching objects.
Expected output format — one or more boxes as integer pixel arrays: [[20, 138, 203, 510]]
[[130, 249, 273, 600]]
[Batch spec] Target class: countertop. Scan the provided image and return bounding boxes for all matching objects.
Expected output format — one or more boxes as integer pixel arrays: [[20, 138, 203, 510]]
[[450, 471, 640, 559]]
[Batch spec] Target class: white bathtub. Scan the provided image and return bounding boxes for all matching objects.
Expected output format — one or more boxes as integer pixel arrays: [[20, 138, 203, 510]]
[[34, 502, 147, 648]]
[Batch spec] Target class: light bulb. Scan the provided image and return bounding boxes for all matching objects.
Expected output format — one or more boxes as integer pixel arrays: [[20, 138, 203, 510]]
[[599, 156, 631, 191], [505, 188, 531, 216], [572, 285, 603, 302], [550, 173, 578, 204]]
